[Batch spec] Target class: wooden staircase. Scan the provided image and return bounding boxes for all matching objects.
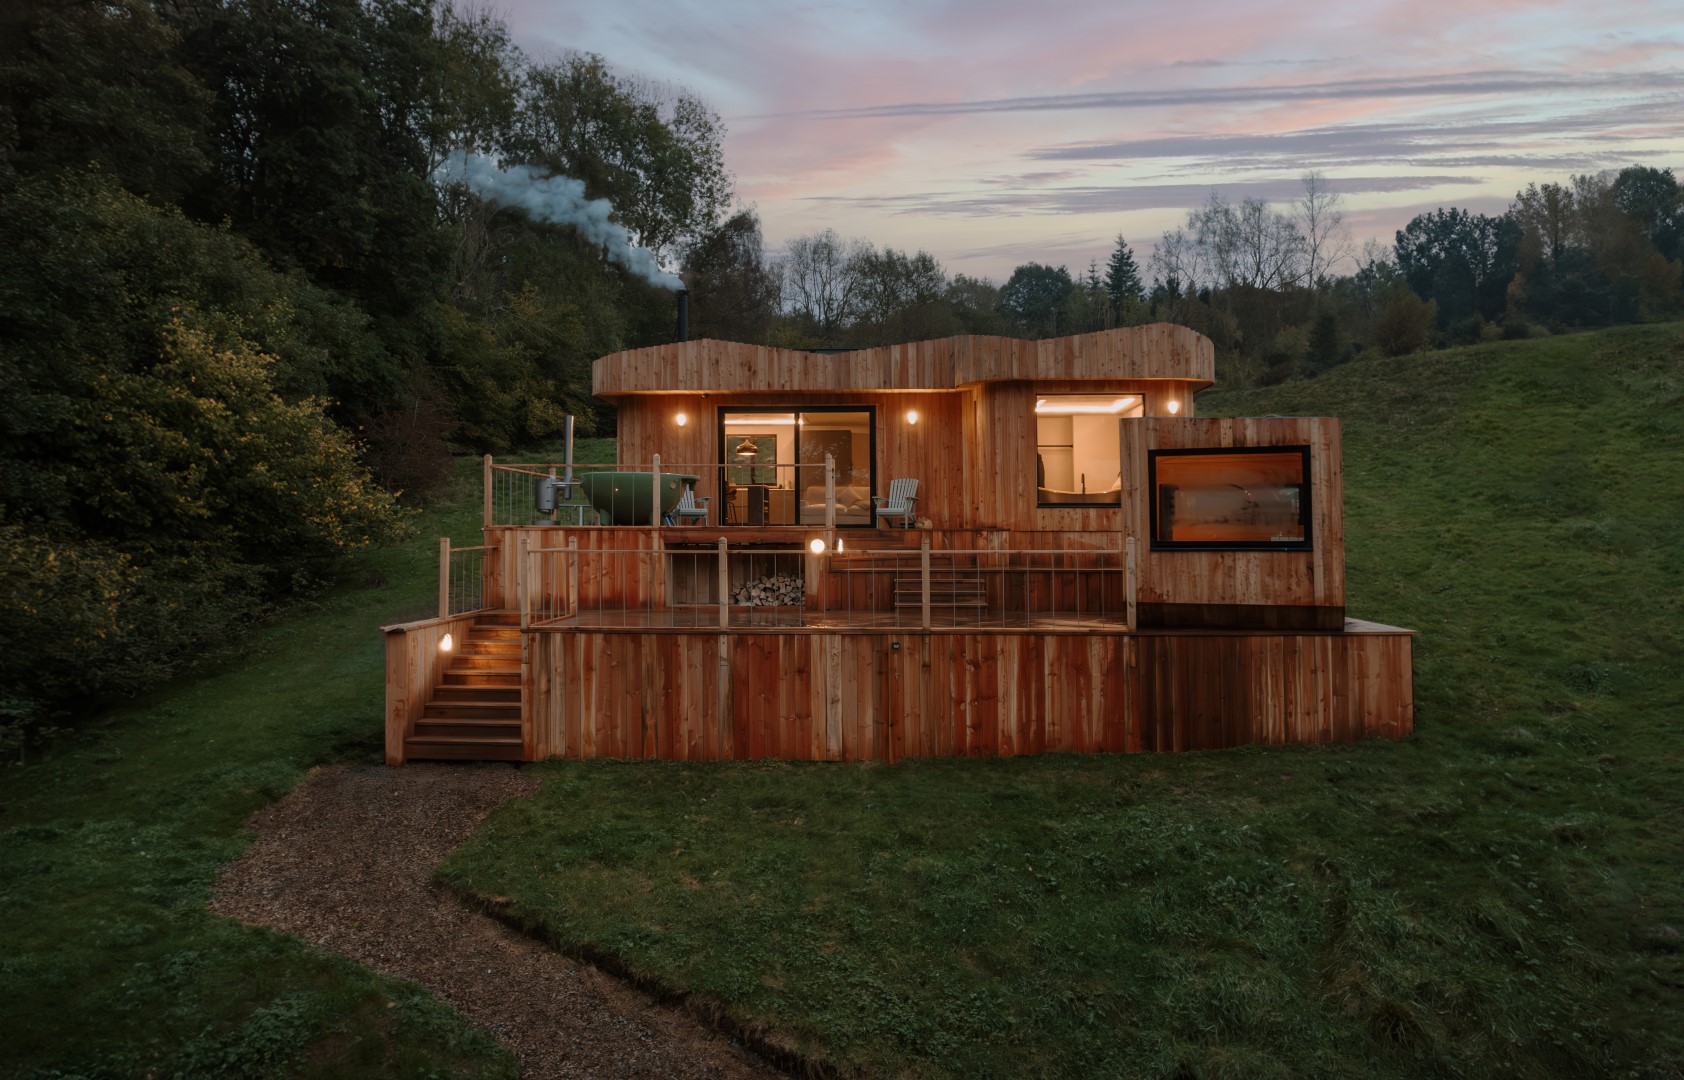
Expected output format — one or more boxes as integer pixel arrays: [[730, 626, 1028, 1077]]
[[405, 613, 524, 761], [894, 569, 987, 613]]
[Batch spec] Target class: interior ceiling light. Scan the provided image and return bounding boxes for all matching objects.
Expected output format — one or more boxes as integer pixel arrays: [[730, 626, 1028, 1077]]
[[1034, 397, 1136, 415], [734, 438, 758, 458]]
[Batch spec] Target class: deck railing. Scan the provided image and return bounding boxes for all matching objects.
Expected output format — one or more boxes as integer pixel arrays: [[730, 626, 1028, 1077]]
[[511, 536, 1136, 630], [436, 539, 492, 618], [483, 454, 855, 529]]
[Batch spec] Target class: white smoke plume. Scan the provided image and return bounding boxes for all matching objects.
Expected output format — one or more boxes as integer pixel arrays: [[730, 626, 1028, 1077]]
[[437, 150, 683, 291]]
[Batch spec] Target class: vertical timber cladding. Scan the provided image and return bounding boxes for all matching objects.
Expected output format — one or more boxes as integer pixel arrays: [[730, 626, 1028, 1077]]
[[1123, 416, 1346, 618], [520, 626, 1409, 762]]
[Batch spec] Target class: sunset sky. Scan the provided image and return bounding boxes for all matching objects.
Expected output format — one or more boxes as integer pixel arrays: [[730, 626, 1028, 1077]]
[[501, 0, 1684, 282]]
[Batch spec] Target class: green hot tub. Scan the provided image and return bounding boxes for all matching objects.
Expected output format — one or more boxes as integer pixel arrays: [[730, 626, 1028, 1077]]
[[578, 471, 700, 526]]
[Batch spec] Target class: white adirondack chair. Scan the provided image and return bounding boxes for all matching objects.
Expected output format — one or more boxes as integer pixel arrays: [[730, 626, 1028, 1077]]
[[669, 486, 710, 525], [873, 478, 919, 528]]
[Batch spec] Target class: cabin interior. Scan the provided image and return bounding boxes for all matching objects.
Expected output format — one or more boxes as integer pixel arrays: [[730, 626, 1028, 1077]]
[[384, 324, 1414, 764]]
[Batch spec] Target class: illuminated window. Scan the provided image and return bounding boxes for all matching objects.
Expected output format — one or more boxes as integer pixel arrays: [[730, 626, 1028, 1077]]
[[1034, 395, 1141, 507], [1149, 447, 1311, 549], [719, 408, 875, 525]]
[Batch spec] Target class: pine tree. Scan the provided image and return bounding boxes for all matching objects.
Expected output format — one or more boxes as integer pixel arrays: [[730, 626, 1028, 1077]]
[[1104, 234, 1144, 305]]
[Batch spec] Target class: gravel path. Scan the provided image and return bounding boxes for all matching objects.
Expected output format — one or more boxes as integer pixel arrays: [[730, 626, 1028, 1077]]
[[211, 763, 783, 1079]]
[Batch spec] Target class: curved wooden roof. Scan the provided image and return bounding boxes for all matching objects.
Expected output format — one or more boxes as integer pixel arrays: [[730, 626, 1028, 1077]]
[[593, 323, 1215, 397]]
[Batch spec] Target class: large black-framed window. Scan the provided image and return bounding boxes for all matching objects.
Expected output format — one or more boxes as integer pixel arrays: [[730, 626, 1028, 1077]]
[[718, 406, 877, 526], [1148, 445, 1312, 550]]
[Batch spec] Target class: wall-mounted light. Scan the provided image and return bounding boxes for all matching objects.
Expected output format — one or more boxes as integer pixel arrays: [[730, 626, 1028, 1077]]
[[808, 537, 827, 554], [439, 632, 454, 652], [675, 412, 688, 427], [1166, 399, 1182, 415], [906, 409, 920, 425]]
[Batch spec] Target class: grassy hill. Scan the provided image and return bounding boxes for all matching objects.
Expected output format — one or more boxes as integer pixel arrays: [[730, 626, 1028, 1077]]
[[2, 326, 1680, 1077], [438, 325, 1684, 1077]]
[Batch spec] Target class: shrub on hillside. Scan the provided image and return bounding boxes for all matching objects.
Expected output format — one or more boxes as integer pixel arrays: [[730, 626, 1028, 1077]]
[[1373, 293, 1437, 357]]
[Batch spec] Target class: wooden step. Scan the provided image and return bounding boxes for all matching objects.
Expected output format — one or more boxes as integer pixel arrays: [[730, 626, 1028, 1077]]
[[473, 612, 522, 627], [412, 717, 522, 740], [457, 640, 521, 656], [404, 734, 523, 762], [442, 670, 521, 687], [432, 685, 521, 703], [447, 654, 521, 671], [423, 701, 521, 721], [467, 626, 522, 642]]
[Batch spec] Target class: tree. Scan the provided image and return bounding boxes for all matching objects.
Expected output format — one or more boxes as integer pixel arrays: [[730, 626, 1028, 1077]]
[[1104, 235, 1144, 306], [944, 274, 1007, 334], [1297, 171, 1352, 288], [681, 208, 779, 343], [508, 52, 730, 259], [1394, 208, 1519, 327], [1306, 309, 1342, 369], [1611, 165, 1683, 261], [779, 228, 867, 341], [1512, 182, 1576, 269], [174, 0, 454, 328], [998, 263, 1074, 337], [848, 245, 952, 344], [0, 0, 212, 201]]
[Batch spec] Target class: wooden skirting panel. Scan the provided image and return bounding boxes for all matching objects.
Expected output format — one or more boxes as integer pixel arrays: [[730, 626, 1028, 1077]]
[[523, 626, 1413, 762]]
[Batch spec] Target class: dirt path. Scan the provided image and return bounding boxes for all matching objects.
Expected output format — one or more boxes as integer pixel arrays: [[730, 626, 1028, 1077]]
[[211, 763, 782, 1079]]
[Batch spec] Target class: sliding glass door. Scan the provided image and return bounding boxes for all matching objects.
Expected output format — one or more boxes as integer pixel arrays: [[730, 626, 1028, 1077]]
[[719, 407, 875, 525]]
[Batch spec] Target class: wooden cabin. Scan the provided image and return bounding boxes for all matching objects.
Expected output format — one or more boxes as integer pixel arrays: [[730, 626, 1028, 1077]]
[[383, 325, 1414, 763]]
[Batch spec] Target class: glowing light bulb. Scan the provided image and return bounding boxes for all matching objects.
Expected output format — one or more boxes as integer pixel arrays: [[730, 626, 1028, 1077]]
[[675, 412, 688, 427], [808, 537, 827, 555], [906, 409, 920, 425], [1166, 399, 1182, 415], [439, 633, 454, 652]]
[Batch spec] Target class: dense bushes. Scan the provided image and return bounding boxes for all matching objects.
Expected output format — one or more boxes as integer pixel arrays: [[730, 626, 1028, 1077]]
[[0, 176, 405, 743]]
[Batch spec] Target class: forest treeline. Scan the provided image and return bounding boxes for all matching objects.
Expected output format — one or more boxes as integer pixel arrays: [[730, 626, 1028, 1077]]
[[755, 169, 1684, 384], [2, 0, 1681, 741]]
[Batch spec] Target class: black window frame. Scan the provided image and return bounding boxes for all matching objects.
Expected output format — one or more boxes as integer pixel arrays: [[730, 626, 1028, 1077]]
[[1147, 445, 1313, 551]]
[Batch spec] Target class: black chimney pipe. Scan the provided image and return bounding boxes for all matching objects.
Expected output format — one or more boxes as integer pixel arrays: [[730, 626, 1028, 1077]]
[[675, 289, 689, 342]]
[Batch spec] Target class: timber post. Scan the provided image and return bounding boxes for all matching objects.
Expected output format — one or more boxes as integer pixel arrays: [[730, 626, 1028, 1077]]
[[920, 535, 932, 631], [717, 537, 729, 628], [518, 532, 530, 630], [652, 453, 662, 528], [1125, 537, 1138, 632], [567, 536, 579, 619], [437, 536, 451, 619]]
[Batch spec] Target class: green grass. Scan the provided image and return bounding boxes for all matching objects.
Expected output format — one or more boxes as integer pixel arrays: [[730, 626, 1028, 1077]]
[[0, 452, 532, 1079], [437, 325, 1684, 1078]]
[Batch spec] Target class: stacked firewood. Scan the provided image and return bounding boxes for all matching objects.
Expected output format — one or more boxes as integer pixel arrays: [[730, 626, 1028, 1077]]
[[730, 573, 804, 606]]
